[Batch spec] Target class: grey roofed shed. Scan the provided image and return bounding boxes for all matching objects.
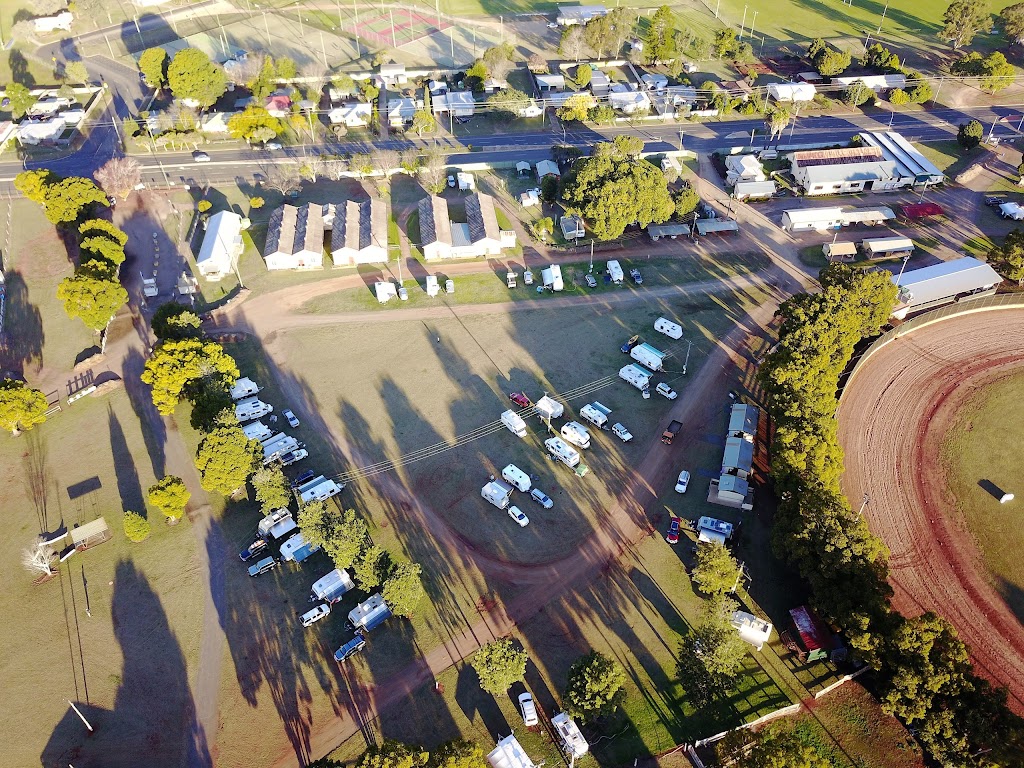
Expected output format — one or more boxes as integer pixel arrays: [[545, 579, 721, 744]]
[[801, 160, 896, 185], [728, 404, 759, 437], [718, 473, 749, 497], [647, 222, 691, 239], [722, 435, 754, 473], [893, 256, 1002, 309], [695, 219, 739, 235], [466, 192, 500, 242], [331, 199, 387, 259], [418, 196, 453, 245]]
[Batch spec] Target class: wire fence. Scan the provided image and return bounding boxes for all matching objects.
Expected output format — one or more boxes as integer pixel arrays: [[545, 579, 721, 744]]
[[844, 292, 1024, 392]]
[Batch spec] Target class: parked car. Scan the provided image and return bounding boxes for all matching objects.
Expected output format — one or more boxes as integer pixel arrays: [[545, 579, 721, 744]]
[[674, 470, 691, 493], [508, 506, 530, 527], [398, 286, 409, 301], [283, 409, 300, 428], [985, 195, 1007, 207], [334, 635, 366, 663], [656, 382, 678, 400], [584, 274, 597, 288], [300, 604, 331, 627], [530, 488, 553, 509], [630, 268, 643, 285], [519, 692, 539, 726], [247, 556, 278, 577], [279, 449, 308, 466], [612, 422, 633, 442], [620, 335, 640, 354], [447, 174, 456, 187], [265, 140, 283, 150], [666, 517, 680, 545], [239, 538, 268, 561], [291, 469, 316, 488], [509, 392, 531, 408], [192, 150, 211, 162]]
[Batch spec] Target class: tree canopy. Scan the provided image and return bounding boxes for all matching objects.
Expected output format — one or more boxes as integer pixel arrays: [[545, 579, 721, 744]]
[[141, 339, 240, 415], [988, 229, 1024, 285], [14, 169, 51, 204], [228, 106, 283, 143], [471, 638, 528, 696], [56, 271, 128, 331], [644, 6, 677, 63], [561, 137, 673, 240], [353, 544, 389, 591], [0, 379, 48, 434], [123, 511, 151, 543], [41, 177, 108, 225], [168, 48, 228, 107], [958, 119, 984, 149], [1001, 2, 1024, 42], [556, 93, 594, 123], [486, 88, 529, 122], [251, 465, 291, 513], [194, 425, 262, 495], [139, 47, 168, 88], [148, 476, 191, 521], [717, 724, 832, 768], [563, 650, 627, 721], [382, 560, 425, 617], [940, 0, 993, 49], [298, 505, 368, 569], [357, 742, 429, 768], [152, 303, 203, 341], [691, 541, 741, 596], [432, 740, 487, 768]]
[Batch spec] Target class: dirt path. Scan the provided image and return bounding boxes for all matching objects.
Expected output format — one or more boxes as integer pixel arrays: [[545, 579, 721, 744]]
[[838, 309, 1024, 713], [263, 272, 799, 767]]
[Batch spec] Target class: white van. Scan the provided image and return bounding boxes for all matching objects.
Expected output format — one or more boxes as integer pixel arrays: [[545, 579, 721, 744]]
[[560, 421, 592, 449], [501, 463, 532, 492], [654, 317, 683, 340]]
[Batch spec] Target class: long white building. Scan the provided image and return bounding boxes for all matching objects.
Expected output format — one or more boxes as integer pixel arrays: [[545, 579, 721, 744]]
[[197, 211, 244, 280]]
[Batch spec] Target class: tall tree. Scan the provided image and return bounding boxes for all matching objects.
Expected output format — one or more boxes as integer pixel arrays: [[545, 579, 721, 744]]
[[575, 62, 592, 88], [718, 724, 832, 768], [123, 511, 151, 543], [433, 741, 486, 768], [357, 742, 429, 768], [167, 48, 227, 107], [0, 379, 48, 434], [486, 88, 530, 122], [94, 157, 141, 201], [481, 43, 516, 83], [559, 25, 587, 62], [556, 93, 594, 122], [940, 0, 993, 50], [138, 47, 168, 88], [471, 638, 528, 695], [561, 137, 673, 239], [151, 303, 203, 341], [1001, 1, 1024, 42], [958, 118, 984, 149], [418, 145, 448, 194], [298, 504, 368, 569], [382, 560, 425, 617], [563, 650, 628, 720], [140, 339, 240, 415], [6, 82, 34, 119], [14, 168, 52, 204], [645, 6, 677, 63], [194, 424, 262, 495], [691, 541, 742, 596], [227, 106, 283, 144], [979, 51, 1015, 93], [989, 230, 1024, 285], [353, 544, 389, 591], [251, 465, 291, 513], [56, 272, 127, 331], [42, 177, 108, 225], [410, 109, 435, 136], [147, 476, 191, 521]]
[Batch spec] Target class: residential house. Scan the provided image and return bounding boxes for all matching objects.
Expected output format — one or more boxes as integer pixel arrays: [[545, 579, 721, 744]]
[[640, 73, 669, 91], [417, 193, 516, 260], [725, 154, 766, 186], [589, 70, 610, 96], [331, 199, 388, 266], [328, 102, 372, 126], [428, 79, 448, 95], [519, 189, 540, 207], [535, 160, 559, 179], [608, 84, 651, 114], [556, 5, 607, 25], [790, 147, 899, 195], [265, 94, 292, 117], [483, 77, 507, 94], [535, 74, 566, 91], [767, 82, 816, 103], [832, 74, 906, 92], [17, 117, 66, 145], [378, 63, 407, 86], [433, 90, 475, 118], [264, 203, 324, 271], [197, 211, 244, 280], [387, 97, 422, 127], [663, 85, 697, 107], [720, 79, 753, 101], [560, 215, 584, 239], [516, 161, 532, 176], [518, 100, 544, 118], [199, 111, 234, 133], [33, 11, 73, 32]]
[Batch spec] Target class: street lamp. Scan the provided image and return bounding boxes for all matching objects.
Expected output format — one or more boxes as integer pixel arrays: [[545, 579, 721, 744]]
[[895, 254, 911, 285], [858, 493, 870, 516], [678, 130, 684, 151], [682, 339, 692, 374]]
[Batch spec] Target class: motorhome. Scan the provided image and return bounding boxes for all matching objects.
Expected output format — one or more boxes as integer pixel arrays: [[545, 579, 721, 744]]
[[560, 421, 592, 449], [500, 409, 528, 437], [501, 464, 532, 492]]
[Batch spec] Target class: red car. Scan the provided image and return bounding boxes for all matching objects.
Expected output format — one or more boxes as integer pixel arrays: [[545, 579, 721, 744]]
[[509, 392, 531, 408], [666, 517, 680, 545]]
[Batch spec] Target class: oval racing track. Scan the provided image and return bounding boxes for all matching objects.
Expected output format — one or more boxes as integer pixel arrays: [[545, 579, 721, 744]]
[[838, 308, 1024, 712]]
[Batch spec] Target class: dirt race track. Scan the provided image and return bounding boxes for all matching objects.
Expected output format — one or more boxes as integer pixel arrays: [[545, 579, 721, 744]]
[[838, 308, 1024, 712]]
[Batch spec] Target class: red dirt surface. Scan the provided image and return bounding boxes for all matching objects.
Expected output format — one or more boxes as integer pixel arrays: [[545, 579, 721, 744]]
[[838, 309, 1024, 713]]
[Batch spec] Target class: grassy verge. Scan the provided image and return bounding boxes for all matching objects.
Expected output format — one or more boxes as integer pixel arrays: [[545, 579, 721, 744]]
[[913, 141, 985, 178], [297, 252, 771, 314]]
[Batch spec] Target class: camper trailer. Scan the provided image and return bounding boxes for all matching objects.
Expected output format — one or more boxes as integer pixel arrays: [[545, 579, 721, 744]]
[[534, 395, 565, 421], [541, 265, 564, 291], [348, 594, 392, 632], [501, 464, 532, 492], [579, 402, 611, 429], [230, 377, 262, 400], [280, 532, 321, 563], [235, 397, 273, 422], [630, 343, 666, 372], [560, 421, 592, 449], [654, 317, 683, 339], [545, 436, 582, 469], [619, 364, 653, 395], [606, 260, 624, 284], [311, 568, 356, 603], [242, 421, 273, 442], [261, 433, 300, 465], [500, 409, 528, 437], [482, 479, 514, 509], [425, 275, 440, 297], [297, 476, 344, 503]]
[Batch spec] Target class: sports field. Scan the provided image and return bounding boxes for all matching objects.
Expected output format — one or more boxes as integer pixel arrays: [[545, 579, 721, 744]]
[[942, 369, 1024, 623]]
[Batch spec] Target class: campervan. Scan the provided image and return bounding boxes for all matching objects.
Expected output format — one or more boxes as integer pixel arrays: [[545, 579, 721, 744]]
[[501, 463, 532, 492]]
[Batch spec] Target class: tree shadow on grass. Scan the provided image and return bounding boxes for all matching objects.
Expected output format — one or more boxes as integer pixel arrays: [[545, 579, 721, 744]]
[[0, 270, 44, 376], [108, 404, 146, 515], [122, 346, 167, 479]]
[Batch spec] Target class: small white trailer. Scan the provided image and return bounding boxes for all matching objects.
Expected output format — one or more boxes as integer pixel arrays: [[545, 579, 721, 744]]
[[298, 476, 344, 503], [579, 402, 611, 429], [259, 509, 298, 541], [654, 317, 683, 339], [482, 479, 514, 509], [230, 377, 262, 401], [425, 275, 440, 297], [243, 420, 273, 442], [500, 409, 528, 437], [861, 236, 914, 259], [280, 531, 322, 563], [535, 395, 564, 421], [311, 568, 356, 603], [545, 436, 588, 476], [348, 593, 392, 632], [630, 342, 666, 372], [375, 281, 398, 303], [541, 265, 564, 291], [235, 397, 273, 423], [606, 259, 624, 284], [552, 713, 589, 758], [619, 364, 653, 397], [501, 463, 532, 492], [258, 507, 292, 537], [560, 421, 592, 449], [262, 433, 300, 464]]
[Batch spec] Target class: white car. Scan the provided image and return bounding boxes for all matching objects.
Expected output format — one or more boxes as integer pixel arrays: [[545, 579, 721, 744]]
[[518, 692, 539, 726], [192, 150, 211, 162], [300, 604, 331, 627], [656, 382, 678, 400], [674, 470, 691, 494], [508, 505, 530, 527], [283, 409, 300, 428], [530, 488, 553, 509], [612, 422, 633, 442]]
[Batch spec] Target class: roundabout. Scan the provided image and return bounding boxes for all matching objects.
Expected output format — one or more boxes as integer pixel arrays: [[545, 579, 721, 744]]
[[838, 307, 1024, 712]]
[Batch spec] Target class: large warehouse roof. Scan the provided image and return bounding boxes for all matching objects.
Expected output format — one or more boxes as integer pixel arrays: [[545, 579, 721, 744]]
[[894, 257, 1002, 308], [861, 131, 945, 183]]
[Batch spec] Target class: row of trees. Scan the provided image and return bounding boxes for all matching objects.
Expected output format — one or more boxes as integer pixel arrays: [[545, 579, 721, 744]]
[[758, 264, 1021, 765]]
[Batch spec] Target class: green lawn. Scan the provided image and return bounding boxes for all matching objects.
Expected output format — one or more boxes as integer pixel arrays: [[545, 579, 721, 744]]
[[941, 371, 1024, 623], [913, 141, 987, 179], [298, 252, 771, 314]]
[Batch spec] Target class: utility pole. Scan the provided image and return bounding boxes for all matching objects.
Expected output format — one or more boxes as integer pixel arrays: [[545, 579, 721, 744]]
[[739, 5, 748, 39], [715, 0, 720, 19], [68, 701, 94, 732], [730, 562, 748, 593], [391, 8, 397, 48], [678, 130, 684, 151], [682, 339, 692, 374], [589, 239, 594, 272], [858, 493, 870, 516]]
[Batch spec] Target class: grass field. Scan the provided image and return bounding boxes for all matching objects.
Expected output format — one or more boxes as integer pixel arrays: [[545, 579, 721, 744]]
[[941, 370, 1024, 623], [914, 141, 987, 179]]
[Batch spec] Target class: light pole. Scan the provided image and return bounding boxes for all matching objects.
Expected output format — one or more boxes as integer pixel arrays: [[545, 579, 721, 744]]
[[750, 11, 758, 41], [739, 5, 748, 39], [858, 493, 870, 516], [682, 339, 692, 374], [895, 254, 911, 285], [876, 0, 889, 36], [678, 130, 684, 151]]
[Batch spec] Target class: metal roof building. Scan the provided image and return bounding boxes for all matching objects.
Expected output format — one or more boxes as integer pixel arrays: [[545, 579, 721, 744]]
[[197, 211, 243, 280], [722, 436, 754, 476], [860, 131, 945, 185], [555, 4, 607, 25], [264, 203, 325, 271], [331, 199, 388, 266], [728, 403, 759, 438], [892, 256, 1002, 319]]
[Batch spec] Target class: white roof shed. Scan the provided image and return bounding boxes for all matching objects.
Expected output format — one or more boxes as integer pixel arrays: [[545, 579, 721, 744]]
[[892, 256, 1001, 316], [768, 82, 816, 102], [197, 211, 244, 279]]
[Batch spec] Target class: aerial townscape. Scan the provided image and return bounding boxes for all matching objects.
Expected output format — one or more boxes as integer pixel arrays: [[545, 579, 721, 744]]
[[4, 0, 1024, 766]]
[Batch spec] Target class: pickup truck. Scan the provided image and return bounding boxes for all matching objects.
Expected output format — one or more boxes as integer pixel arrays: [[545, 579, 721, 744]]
[[612, 423, 633, 442], [661, 420, 682, 445]]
